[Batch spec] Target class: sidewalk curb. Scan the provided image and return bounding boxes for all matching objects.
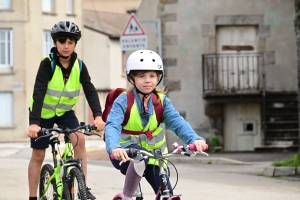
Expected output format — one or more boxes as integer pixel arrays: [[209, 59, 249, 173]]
[[168, 156, 248, 165], [263, 166, 300, 177]]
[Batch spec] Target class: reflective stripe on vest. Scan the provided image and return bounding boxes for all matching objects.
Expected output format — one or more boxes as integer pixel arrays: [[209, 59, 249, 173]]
[[29, 56, 81, 119], [120, 93, 167, 165]]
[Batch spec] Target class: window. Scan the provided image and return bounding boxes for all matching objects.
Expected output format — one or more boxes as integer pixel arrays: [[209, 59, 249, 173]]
[[67, 0, 74, 15], [43, 30, 53, 57], [0, 29, 13, 68], [0, 92, 13, 126], [43, 0, 54, 13], [0, 0, 12, 9]]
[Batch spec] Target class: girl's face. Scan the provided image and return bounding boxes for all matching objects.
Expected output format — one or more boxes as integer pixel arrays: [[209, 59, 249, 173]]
[[133, 71, 159, 94], [54, 37, 76, 57]]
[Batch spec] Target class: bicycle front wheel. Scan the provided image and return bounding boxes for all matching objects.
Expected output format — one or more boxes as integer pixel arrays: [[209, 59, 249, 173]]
[[67, 167, 87, 200], [39, 164, 58, 200]]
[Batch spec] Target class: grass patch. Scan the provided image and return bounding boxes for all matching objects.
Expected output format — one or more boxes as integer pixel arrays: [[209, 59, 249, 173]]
[[272, 153, 300, 167]]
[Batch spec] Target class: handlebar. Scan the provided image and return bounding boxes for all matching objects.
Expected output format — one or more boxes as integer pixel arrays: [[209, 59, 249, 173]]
[[35, 122, 100, 141], [110, 142, 209, 166]]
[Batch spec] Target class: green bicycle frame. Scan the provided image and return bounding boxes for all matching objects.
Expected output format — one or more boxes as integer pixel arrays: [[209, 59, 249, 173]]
[[40, 137, 77, 200]]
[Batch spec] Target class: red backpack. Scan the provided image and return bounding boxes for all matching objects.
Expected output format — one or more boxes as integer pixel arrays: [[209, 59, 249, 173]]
[[102, 88, 164, 140]]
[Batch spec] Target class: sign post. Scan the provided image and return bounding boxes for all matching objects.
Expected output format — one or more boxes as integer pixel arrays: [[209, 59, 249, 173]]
[[120, 13, 148, 51]]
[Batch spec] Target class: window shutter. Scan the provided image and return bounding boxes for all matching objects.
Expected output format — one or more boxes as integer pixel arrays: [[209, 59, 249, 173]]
[[0, 29, 13, 67], [0, 0, 12, 9], [0, 92, 13, 126], [42, 0, 52, 13], [43, 30, 53, 57], [67, 0, 74, 15]]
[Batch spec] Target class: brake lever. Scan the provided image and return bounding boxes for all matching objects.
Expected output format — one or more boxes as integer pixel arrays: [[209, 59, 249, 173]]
[[180, 150, 197, 157], [35, 132, 53, 141], [118, 154, 147, 166], [83, 130, 102, 137]]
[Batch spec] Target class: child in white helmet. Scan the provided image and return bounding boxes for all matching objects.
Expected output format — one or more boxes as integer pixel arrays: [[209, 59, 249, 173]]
[[105, 50, 206, 200]]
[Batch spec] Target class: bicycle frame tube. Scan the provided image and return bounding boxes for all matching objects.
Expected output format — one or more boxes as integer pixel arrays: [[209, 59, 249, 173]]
[[40, 164, 64, 200], [62, 135, 74, 161], [42, 137, 75, 200], [156, 150, 171, 200]]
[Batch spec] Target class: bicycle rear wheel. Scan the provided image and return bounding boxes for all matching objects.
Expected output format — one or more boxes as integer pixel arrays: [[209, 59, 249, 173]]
[[67, 167, 87, 200], [39, 164, 58, 200]]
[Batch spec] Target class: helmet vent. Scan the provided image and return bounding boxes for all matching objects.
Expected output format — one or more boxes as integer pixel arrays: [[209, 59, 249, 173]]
[[152, 59, 155, 62], [140, 59, 143, 62]]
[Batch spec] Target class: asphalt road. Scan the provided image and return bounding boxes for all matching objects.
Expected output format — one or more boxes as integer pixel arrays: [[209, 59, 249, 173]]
[[0, 139, 299, 200]]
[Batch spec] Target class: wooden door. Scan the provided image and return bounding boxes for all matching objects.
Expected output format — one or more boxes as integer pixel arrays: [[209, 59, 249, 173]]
[[217, 26, 258, 90]]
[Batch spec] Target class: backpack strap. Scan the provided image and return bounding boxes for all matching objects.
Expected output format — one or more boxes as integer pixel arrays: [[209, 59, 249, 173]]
[[49, 53, 56, 72], [78, 59, 82, 72], [120, 93, 164, 140], [122, 91, 134, 126], [152, 93, 164, 125], [121, 92, 163, 127]]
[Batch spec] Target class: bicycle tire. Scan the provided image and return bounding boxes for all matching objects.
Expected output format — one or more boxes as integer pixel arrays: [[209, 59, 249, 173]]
[[67, 167, 87, 200], [39, 164, 58, 200]]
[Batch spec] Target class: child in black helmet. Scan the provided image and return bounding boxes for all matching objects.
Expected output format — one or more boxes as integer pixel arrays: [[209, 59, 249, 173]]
[[27, 21, 104, 200]]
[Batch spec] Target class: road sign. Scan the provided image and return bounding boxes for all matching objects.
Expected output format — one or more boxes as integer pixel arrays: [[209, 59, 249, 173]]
[[120, 13, 148, 51]]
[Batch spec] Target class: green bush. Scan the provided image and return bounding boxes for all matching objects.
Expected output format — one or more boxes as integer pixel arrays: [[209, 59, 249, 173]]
[[208, 137, 221, 153], [272, 153, 300, 167]]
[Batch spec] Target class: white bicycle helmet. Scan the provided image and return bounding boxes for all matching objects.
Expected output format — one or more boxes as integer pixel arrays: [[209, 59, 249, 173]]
[[126, 50, 164, 86]]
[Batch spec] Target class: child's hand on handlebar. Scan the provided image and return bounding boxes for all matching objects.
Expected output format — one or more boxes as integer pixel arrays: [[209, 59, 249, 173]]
[[112, 148, 130, 163], [94, 116, 105, 132], [27, 124, 41, 138], [193, 140, 207, 152]]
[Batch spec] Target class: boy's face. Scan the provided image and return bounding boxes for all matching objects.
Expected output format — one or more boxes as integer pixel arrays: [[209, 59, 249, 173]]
[[54, 37, 76, 57], [133, 71, 159, 94]]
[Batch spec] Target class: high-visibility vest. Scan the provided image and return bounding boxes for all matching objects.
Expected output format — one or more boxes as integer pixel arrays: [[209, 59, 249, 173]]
[[120, 93, 168, 166], [30, 56, 81, 119]]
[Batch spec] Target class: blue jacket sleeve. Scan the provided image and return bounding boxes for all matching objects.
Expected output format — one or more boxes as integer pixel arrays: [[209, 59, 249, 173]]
[[104, 93, 127, 154]]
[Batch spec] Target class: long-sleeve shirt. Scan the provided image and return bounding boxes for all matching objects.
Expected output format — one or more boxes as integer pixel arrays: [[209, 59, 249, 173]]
[[30, 50, 102, 125], [105, 88, 205, 154]]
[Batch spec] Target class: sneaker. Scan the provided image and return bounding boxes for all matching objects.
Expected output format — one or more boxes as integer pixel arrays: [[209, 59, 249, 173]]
[[86, 187, 96, 200]]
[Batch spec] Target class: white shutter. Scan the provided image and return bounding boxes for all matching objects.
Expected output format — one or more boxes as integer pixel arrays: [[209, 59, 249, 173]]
[[0, 92, 13, 126], [43, 31, 53, 57], [42, 0, 52, 13], [0, 0, 12, 9], [0, 29, 13, 68], [67, 0, 74, 15]]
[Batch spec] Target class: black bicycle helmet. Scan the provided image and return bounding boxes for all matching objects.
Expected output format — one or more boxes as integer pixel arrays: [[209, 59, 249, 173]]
[[51, 21, 81, 41]]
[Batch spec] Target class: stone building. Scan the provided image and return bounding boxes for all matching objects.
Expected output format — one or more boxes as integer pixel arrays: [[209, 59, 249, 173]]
[[0, 0, 83, 140], [136, 0, 297, 151]]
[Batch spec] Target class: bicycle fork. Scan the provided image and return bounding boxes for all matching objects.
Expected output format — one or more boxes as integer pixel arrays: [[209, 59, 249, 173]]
[[155, 150, 182, 200]]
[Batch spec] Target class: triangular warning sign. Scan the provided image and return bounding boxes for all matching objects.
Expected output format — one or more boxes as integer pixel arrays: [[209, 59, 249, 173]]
[[122, 13, 146, 36]]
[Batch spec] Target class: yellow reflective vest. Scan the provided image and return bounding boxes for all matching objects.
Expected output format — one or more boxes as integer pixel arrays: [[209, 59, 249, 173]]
[[30, 56, 81, 119], [120, 93, 168, 165]]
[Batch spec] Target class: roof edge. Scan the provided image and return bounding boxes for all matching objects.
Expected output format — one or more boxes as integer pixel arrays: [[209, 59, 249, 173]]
[[84, 23, 120, 39]]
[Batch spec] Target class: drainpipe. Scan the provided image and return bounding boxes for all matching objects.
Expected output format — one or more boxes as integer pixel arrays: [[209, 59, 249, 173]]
[[262, 53, 266, 146], [262, 73, 266, 146]]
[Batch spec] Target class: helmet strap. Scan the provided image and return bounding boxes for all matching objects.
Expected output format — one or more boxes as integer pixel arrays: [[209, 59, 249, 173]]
[[136, 88, 155, 114], [56, 51, 70, 59], [157, 74, 163, 86]]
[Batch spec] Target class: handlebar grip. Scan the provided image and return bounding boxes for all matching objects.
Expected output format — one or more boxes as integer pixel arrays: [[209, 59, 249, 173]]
[[89, 124, 97, 130], [110, 154, 115, 160], [188, 144, 208, 151], [110, 148, 139, 160]]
